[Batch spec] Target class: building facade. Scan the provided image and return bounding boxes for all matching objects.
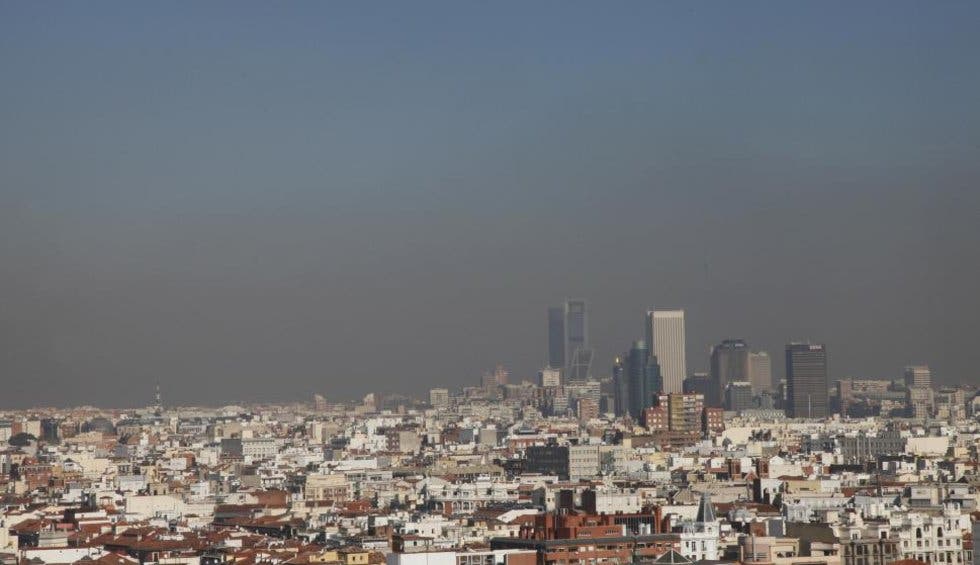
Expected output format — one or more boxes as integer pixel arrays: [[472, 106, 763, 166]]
[[785, 343, 829, 419], [710, 339, 749, 407], [647, 309, 687, 394], [749, 351, 773, 393]]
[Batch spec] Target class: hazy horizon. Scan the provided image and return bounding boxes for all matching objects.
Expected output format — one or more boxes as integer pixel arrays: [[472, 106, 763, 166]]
[[2, 2, 978, 409]]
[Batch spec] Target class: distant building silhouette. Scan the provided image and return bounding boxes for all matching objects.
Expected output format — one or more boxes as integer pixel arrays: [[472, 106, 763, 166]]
[[785, 342, 828, 418], [709, 339, 748, 407], [613, 340, 661, 418], [547, 306, 565, 370], [725, 381, 754, 412], [748, 350, 773, 393], [904, 365, 932, 388], [549, 299, 592, 384], [684, 372, 712, 399]]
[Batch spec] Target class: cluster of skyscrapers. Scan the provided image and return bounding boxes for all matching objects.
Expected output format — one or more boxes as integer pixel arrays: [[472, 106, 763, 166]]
[[545, 301, 832, 419]]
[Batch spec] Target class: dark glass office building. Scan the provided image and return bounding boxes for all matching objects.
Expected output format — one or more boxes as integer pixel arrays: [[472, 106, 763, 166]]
[[709, 339, 749, 408], [683, 373, 713, 398], [612, 356, 628, 418], [547, 306, 565, 369], [548, 299, 592, 384], [525, 444, 570, 479], [611, 340, 662, 419], [564, 299, 589, 383], [785, 342, 829, 418]]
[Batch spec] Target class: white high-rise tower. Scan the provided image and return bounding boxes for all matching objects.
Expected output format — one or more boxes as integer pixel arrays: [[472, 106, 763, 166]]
[[748, 351, 773, 393], [646, 309, 687, 393]]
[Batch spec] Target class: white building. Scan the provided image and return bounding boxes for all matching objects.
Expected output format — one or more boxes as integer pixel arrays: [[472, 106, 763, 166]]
[[538, 367, 561, 388], [429, 389, 450, 410], [647, 309, 687, 393], [748, 351, 773, 393], [679, 493, 720, 561], [220, 437, 278, 463], [891, 504, 968, 564]]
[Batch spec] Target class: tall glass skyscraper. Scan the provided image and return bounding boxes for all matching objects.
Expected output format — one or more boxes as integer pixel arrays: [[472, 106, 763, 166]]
[[564, 299, 589, 382], [548, 299, 592, 384], [647, 309, 687, 393], [612, 356, 627, 417], [709, 339, 749, 408], [785, 342, 828, 418], [547, 306, 565, 370], [613, 340, 661, 418]]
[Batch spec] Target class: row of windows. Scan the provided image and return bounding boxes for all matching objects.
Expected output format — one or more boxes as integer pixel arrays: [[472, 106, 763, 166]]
[[904, 539, 961, 548]]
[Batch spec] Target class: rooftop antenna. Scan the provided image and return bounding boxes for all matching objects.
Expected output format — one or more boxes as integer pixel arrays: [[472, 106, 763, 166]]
[[154, 383, 163, 416]]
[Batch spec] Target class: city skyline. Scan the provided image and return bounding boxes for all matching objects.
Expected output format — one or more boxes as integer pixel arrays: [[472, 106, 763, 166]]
[[0, 304, 960, 410], [2, 5, 978, 565], [1, 3, 978, 408]]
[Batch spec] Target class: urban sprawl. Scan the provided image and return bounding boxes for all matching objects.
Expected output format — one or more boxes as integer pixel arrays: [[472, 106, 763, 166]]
[[1, 305, 976, 565]]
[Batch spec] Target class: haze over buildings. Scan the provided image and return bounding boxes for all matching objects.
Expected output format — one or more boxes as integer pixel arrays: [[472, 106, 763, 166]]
[[1, 3, 979, 408], [3, 6, 980, 563]]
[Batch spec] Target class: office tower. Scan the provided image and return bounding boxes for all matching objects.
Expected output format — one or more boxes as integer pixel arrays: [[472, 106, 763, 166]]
[[725, 381, 754, 412], [907, 387, 933, 419], [628, 340, 657, 418], [612, 341, 661, 419], [748, 351, 773, 394], [684, 373, 712, 399], [538, 367, 561, 388], [785, 343, 829, 419], [626, 340, 649, 419], [709, 339, 749, 407], [904, 365, 932, 389], [647, 309, 687, 393], [548, 306, 565, 370], [624, 340, 662, 418], [564, 299, 591, 384], [836, 380, 853, 416], [549, 299, 593, 384], [903, 366, 932, 419], [612, 356, 628, 417], [429, 388, 449, 410]]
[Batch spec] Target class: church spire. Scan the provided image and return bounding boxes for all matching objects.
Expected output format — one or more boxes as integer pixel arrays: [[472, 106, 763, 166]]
[[696, 491, 716, 523]]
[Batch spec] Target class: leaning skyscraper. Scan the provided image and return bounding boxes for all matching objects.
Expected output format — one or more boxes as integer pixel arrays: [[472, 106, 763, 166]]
[[564, 299, 591, 384], [548, 299, 592, 384]]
